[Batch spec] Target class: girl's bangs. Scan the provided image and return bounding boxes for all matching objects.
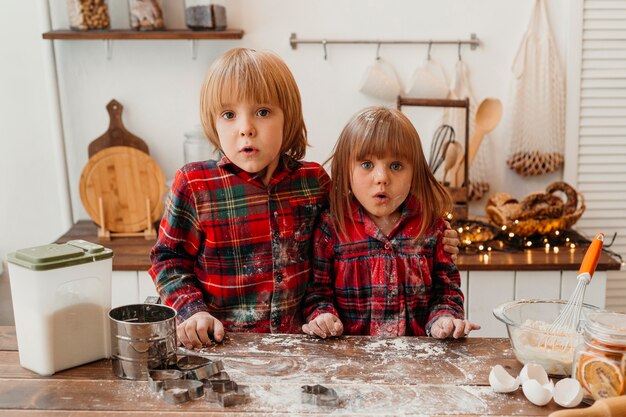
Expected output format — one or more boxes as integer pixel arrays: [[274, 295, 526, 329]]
[[353, 115, 418, 162]]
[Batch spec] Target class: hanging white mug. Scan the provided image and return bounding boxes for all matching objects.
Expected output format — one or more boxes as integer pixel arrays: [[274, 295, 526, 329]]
[[359, 58, 402, 102]]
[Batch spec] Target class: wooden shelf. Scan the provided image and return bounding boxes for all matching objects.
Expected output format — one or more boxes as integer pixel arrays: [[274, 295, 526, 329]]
[[42, 29, 244, 40]]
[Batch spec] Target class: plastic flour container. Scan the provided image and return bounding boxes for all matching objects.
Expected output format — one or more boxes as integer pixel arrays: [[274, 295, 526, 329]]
[[7, 240, 113, 376]]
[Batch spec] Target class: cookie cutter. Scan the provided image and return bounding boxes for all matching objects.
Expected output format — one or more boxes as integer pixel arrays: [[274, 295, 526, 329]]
[[301, 384, 339, 407], [161, 379, 204, 404], [147, 354, 249, 407], [148, 369, 184, 393], [206, 379, 251, 407], [176, 355, 225, 380]]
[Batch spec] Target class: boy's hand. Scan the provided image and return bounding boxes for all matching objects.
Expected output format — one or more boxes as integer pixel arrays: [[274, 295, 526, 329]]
[[302, 313, 344, 339], [430, 316, 481, 339], [177, 311, 225, 349], [443, 220, 460, 262]]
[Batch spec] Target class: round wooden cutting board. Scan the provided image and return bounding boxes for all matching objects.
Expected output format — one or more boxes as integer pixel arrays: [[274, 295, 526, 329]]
[[79, 146, 166, 233]]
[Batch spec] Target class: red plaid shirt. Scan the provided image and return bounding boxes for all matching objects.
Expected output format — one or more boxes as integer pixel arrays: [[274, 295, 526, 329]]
[[149, 154, 330, 333], [303, 197, 464, 336]]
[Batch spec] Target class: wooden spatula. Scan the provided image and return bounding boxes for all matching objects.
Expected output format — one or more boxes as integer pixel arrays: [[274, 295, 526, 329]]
[[88, 99, 149, 157], [549, 395, 626, 416]]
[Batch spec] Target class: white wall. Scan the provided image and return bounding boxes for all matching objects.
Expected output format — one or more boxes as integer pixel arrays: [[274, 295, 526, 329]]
[[0, 1, 71, 265], [1, 0, 571, 258]]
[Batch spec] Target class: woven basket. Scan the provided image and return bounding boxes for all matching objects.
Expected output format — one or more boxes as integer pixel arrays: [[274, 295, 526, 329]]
[[488, 194, 585, 237]]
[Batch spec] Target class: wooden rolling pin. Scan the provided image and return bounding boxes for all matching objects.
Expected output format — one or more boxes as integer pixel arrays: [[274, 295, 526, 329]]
[[549, 396, 626, 417]]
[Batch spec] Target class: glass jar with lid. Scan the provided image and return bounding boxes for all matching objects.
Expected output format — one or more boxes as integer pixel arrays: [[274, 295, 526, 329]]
[[127, 0, 165, 31], [184, 125, 217, 164], [572, 311, 626, 402], [67, 0, 110, 31], [184, 0, 227, 31]]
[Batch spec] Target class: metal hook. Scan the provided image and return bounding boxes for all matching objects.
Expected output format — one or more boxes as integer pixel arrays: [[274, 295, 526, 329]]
[[458, 41, 462, 61], [322, 39, 328, 60], [427, 41, 432, 60], [376, 43, 381, 60]]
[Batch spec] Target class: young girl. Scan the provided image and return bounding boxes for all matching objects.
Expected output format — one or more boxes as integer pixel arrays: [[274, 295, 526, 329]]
[[302, 106, 480, 339], [150, 49, 462, 350]]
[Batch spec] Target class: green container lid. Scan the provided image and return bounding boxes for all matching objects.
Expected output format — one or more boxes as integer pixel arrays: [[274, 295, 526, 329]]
[[7, 240, 113, 271]]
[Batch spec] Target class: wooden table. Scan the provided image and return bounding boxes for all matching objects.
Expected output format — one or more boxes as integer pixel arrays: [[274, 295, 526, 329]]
[[0, 326, 580, 416]]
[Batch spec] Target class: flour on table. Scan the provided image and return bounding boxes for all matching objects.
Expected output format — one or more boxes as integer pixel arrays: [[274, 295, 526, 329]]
[[363, 338, 446, 359]]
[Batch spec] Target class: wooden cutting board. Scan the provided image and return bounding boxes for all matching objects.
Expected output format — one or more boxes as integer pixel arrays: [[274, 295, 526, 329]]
[[79, 146, 166, 233], [88, 99, 149, 157]]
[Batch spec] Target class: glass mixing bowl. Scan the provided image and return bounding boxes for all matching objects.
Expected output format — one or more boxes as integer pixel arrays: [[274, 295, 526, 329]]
[[493, 299, 600, 376]]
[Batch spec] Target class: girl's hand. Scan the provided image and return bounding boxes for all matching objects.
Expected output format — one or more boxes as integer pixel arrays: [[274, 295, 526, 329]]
[[177, 311, 225, 349], [430, 316, 481, 339], [302, 313, 344, 339], [443, 220, 460, 262]]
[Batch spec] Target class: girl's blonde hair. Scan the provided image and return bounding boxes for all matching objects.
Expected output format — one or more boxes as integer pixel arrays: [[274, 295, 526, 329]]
[[329, 106, 452, 239], [200, 48, 308, 160]]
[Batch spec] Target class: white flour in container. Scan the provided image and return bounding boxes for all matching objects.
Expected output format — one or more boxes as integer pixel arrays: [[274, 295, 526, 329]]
[[509, 319, 580, 376]]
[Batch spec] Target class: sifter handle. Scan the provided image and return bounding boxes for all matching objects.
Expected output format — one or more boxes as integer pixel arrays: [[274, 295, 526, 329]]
[[578, 232, 604, 279]]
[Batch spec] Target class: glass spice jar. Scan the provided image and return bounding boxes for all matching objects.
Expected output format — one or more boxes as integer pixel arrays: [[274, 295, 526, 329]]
[[184, 0, 227, 31], [572, 311, 626, 402], [127, 0, 165, 31], [67, 0, 110, 31]]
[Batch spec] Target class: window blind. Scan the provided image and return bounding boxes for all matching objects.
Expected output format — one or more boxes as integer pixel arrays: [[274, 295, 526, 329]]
[[576, 0, 626, 312]]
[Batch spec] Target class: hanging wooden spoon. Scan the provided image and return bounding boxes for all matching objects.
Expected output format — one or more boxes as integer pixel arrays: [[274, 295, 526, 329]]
[[468, 97, 503, 166], [442, 141, 463, 186], [453, 97, 503, 186]]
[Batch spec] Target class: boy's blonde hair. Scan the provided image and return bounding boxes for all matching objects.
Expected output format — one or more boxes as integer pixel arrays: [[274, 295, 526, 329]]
[[328, 106, 452, 239], [200, 48, 308, 160]]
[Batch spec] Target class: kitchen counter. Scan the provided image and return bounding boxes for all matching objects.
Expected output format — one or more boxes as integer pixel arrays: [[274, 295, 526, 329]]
[[56, 221, 622, 272], [55, 222, 620, 338], [0, 326, 581, 415]]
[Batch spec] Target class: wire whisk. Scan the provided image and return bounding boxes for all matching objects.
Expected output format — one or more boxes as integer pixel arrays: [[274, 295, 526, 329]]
[[540, 232, 604, 351]]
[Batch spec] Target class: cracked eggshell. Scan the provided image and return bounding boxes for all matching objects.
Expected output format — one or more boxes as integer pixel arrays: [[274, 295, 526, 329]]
[[489, 365, 520, 393], [519, 363, 550, 385], [553, 378, 584, 408], [521, 378, 554, 406]]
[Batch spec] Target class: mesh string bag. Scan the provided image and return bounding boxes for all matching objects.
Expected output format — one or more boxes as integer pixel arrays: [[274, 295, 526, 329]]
[[507, 0, 565, 176]]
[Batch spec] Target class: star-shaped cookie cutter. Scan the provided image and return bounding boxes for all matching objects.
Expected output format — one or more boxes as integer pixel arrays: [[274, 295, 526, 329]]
[[301, 384, 339, 407]]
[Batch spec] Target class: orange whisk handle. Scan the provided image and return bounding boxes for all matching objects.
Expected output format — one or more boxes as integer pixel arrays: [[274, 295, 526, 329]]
[[578, 232, 604, 278]]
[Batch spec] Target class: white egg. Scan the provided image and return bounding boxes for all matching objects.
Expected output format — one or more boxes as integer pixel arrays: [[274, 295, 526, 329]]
[[553, 378, 584, 408], [522, 378, 554, 406], [489, 365, 520, 393], [519, 363, 549, 385]]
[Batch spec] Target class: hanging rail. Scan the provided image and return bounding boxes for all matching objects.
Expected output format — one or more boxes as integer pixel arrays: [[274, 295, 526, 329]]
[[289, 33, 480, 60]]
